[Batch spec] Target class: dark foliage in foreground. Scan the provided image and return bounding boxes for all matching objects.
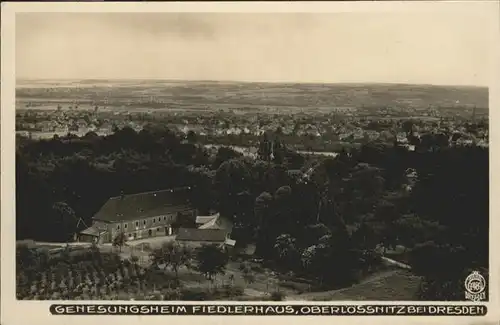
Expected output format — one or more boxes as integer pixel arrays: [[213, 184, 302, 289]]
[[16, 124, 488, 300]]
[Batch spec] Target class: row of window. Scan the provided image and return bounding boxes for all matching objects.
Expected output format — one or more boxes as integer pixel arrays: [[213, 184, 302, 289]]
[[116, 215, 172, 230], [126, 227, 165, 240], [127, 227, 162, 236]]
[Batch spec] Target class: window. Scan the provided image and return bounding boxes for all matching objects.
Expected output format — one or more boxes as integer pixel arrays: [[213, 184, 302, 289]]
[[124, 224, 128, 229], [153, 218, 156, 224], [117, 225, 120, 230], [143, 220, 146, 225], [135, 221, 139, 227], [157, 227, 160, 232], [164, 216, 167, 221]]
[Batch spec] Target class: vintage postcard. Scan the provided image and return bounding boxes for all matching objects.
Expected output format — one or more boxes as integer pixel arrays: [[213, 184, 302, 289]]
[[1, 1, 499, 325]]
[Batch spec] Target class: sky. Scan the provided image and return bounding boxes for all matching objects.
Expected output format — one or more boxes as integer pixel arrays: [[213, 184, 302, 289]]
[[15, 7, 496, 86]]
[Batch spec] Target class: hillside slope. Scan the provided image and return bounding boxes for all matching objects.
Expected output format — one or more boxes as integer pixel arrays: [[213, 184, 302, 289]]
[[287, 269, 422, 301], [16, 80, 488, 112]]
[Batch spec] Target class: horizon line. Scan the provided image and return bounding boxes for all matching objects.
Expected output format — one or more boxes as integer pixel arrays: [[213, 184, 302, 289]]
[[15, 78, 488, 89]]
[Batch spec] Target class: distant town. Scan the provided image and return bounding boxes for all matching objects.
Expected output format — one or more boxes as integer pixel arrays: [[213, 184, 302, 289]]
[[16, 98, 488, 154], [15, 81, 489, 302], [8, 5, 493, 316]]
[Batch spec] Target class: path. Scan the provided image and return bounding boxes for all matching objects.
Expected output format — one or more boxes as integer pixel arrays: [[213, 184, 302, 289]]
[[381, 256, 411, 270]]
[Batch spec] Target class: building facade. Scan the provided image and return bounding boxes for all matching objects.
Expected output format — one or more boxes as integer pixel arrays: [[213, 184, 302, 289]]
[[176, 213, 236, 251], [77, 187, 197, 244], [175, 228, 235, 251]]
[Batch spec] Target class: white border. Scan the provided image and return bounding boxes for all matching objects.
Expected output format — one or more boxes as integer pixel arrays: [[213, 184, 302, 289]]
[[2, 2, 500, 325]]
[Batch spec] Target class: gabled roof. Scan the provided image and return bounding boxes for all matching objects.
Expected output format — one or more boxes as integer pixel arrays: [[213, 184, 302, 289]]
[[196, 213, 219, 225], [176, 228, 227, 242], [92, 187, 194, 222], [224, 238, 236, 247], [198, 214, 233, 231], [80, 226, 107, 237], [198, 217, 219, 229]]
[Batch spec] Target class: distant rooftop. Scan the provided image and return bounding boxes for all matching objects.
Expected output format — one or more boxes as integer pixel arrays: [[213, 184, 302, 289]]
[[196, 213, 219, 225], [198, 213, 233, 231], [93, 187, 194, 223], [80, 226, 107, 237]]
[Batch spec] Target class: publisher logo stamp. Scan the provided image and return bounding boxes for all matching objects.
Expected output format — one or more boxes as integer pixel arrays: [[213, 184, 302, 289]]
[[465, 271, 486, 302]]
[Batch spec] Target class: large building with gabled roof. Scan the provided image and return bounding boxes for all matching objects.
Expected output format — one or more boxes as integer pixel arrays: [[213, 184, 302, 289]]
[[77, 187, 197, 244]]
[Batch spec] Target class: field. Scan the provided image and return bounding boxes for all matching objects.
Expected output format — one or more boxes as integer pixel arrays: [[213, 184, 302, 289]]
[[17, 238, 419, 301], [15, 78, 485, 302], [16, 243, 309, 301], [16, 79, 488, 114]]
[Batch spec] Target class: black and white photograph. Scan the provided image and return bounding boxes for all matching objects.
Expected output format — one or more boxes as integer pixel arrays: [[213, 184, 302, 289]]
[[5, 2, 497, 307]]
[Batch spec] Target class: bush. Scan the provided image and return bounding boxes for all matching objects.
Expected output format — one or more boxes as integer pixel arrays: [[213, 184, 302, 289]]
[[209, 285, 245, 299], [223, 285, 244, 297], [146, 292, 164, 301], [312, 296, 328, 301], [250, 265, 263, 272], [279, 280, 308, 293], [269, 291, 285, 301], [180, 288, 211, 301], [238, 262, 247, 271]]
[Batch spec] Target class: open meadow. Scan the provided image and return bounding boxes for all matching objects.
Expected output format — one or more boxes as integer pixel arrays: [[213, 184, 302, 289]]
[[16, 79, 488, 116]]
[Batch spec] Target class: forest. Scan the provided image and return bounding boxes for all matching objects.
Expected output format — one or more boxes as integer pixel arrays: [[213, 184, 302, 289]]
[[16, 122, 489, 300]]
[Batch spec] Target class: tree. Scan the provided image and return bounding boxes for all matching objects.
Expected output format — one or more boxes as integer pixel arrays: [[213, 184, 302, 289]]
[[258, 133, 272, 162], [301, 244, 330, 285], [255, 192, 274, 225], [213, 159, 251, 218], [373, 199, 400, 251], [374, 199, 398, 222], [51, 202, 78, 242], [186, 130, 197, 144], [150, 242, 192, 279], [417, 267, 488, 301], [241, 265, 256, 286], [112, 232, 127, 252], [88, 241, 102, 265], [302, 223, 331, 248], [402, 120, 414, 136], [341, 163, 385, 220], [393, 214, 445, 251], [233, 190, 254, 227], [274, 186, 293, 231], [275, 185, 292, 201], [16, 242, 45, 273], [212, 147, 241, 170], [273, 234, 300, 271], [264, 164, 290, 192], [410, 241, 478, 301], [196, 244, 229, 280], [270, 291, 285, 301], [187, 165, 215, 215], [350, 222, 380, 250], [358, 141, 388, 165], [254, 192, 276, 258]]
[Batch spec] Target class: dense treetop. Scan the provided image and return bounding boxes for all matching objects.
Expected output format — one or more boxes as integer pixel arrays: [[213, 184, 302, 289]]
[[16, 121, 488, 300]]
